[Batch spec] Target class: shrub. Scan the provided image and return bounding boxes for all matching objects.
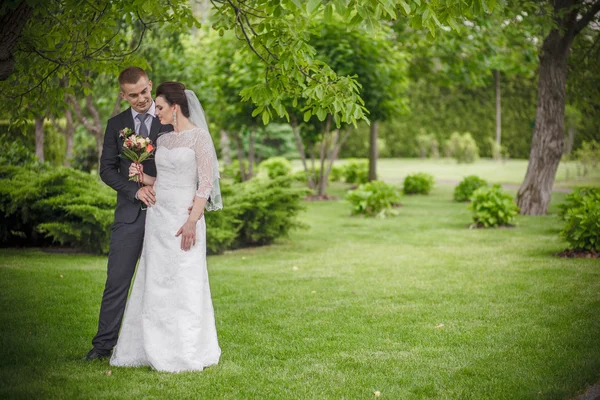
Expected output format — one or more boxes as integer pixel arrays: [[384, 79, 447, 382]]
[[346, 180, 402, 218], [468, 185, 519, 228], [454, 175, 488, 202], [204, 182, 240, 255], [291, 165, 342, 185], [329, 164, 344, 182], [415, 132, 436, 159], [0, 167, 308, 255], [0, 138, 39, 167], [230, 176, 307, 247], [558, 187, 600, 251], [0, 165, 115, 253], [221, 159, 250, 182], [574, 140, 600, 177], [258, 157, 292, 179], [342, 158, 369, 184], [446, 132, 479, 163], [403, 172, 435, 195]]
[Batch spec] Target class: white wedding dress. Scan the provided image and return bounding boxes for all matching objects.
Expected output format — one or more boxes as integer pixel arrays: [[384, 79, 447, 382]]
[[110, 128, 221, 373]]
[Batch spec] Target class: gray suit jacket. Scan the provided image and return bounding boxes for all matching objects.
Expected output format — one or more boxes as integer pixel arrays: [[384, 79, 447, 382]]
[[99, 107, 172, 224]]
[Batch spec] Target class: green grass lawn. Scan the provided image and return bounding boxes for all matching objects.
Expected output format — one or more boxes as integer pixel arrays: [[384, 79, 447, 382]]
[[1, 184, 599, 399], [292, 158, 600, 189]]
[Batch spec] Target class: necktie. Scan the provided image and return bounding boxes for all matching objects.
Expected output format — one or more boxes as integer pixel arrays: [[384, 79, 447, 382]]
[[136, 113, 149, 137]]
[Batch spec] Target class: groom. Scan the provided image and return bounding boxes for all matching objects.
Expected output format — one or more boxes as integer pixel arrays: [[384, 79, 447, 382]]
[[83, 67, 172, 360]]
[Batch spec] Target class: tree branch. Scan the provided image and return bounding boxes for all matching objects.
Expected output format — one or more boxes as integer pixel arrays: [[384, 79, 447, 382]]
[[68, 94, 95, 133], [573, 0, 600, 36]]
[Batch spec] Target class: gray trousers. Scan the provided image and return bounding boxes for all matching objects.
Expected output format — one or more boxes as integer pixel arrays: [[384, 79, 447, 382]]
[[92, 211, 146, 353]]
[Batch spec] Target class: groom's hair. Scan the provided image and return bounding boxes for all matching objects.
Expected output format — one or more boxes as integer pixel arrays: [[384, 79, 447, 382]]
[[118, 67, 148, 86]]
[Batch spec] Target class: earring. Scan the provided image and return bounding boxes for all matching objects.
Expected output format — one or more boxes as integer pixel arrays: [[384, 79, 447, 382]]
[[173, 110, 177, 127]]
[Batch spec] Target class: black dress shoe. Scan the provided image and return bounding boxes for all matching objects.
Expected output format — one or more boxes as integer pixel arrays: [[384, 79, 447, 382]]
[[81, 348, 111, 361]]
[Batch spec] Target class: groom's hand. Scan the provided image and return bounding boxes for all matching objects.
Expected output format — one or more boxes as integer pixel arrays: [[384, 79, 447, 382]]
[[137, 186, 156, 207]]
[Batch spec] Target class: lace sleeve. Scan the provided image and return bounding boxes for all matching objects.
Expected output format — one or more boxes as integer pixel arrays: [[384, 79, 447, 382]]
[[193, 128, 214, 199]]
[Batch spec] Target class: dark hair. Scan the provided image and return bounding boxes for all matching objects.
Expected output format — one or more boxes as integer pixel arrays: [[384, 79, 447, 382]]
[[156, 82, 190, 118], [118, 67, 148, 86]]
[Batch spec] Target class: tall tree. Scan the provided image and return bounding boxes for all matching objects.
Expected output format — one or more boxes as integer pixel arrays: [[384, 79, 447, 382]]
[[517, 0, 600, 215], [312, 22, 408, 181]]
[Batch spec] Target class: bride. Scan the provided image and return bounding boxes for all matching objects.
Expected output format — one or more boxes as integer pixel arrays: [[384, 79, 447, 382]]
[[110, 82, 222, 373]]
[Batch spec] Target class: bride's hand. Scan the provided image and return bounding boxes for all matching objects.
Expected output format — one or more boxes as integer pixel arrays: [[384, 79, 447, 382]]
[[175, 220, 197, 251], [129, 162, 143, 178]]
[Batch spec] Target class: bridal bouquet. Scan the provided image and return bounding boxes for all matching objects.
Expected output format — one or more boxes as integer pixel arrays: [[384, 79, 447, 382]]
[[119, 127, 155, 183]]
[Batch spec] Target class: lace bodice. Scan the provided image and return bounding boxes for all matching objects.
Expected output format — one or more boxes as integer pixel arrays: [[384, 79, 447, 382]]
[[155, 128, 215, 199]]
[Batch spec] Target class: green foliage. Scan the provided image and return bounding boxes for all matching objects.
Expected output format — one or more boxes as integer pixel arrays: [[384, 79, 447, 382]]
[[446, 132, 480, 163], [211, 0, 492, 126], [574, 140, 600, 177], [342, 159, 369, 185], [346, 180, 401, 218], [403, 172, 435, 195], [454, 175, 488, 202], [230, 177, 307, 247], [204, 183, 240, 255], [329, 164, 344, 182], [1, 0, 199, 118], [372, 78, 536, 159], [558, 187, 600, 251], [0, 165, 306, 255], [468, 185, 519, 228], [0, 165, 115, 253], [221, 160, 250, 183], [259, 157, 293, 179], [415, 132, 439, 158], [0, 137, 39, 167]]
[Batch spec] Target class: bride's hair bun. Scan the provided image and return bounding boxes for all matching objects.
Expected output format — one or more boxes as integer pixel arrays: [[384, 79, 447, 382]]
[[156, 82, 190, 117]]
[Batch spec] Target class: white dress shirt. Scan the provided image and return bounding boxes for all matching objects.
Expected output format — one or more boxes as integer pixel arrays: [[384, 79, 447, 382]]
[[131, 101, 156, 135]]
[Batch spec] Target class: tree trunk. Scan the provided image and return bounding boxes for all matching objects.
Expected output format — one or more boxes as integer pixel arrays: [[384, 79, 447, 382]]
[[517, 30, 573, 215], [322, 127, 351, 192], [494, 69, 501, 161], [317, 116, 332, 197], [368, 121, 378, 181], [290, 116, 316, 190], [0, 2, 33, 81], [233, 132, 247, 182], [111, 92, 122, 118], [69, 93, 104, 161], [220, 129, 232, 165], [52, 108, 76, 167], [248, 130, 255, 177], [34, 116, 44, 162], [565, 125, 575, 155]]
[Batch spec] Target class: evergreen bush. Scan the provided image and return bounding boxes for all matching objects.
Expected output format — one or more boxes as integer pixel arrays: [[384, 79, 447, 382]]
[[0, 167, 307, 255], [0, 165, 115, 253]]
